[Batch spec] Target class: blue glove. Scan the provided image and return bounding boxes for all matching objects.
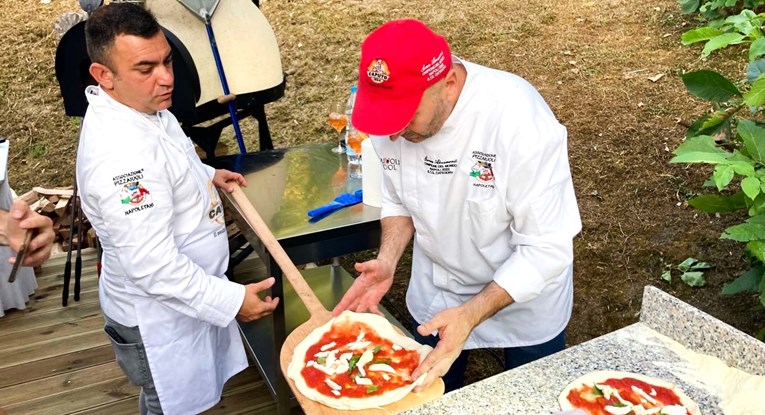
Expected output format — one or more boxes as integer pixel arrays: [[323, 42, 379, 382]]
[[307, 189, 363, 220]]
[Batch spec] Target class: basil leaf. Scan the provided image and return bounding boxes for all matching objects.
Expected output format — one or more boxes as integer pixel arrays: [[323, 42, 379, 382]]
[[348, 355, 360, 374], [373, 359, 391, 365], [592, 384, 603, 396], [316, 357, 326, 364], [366, 385, 379, 393], [372, 345, 382, 353]]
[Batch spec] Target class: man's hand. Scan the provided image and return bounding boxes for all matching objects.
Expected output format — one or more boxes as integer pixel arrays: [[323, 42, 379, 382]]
[[411, 305, 476, 392], [213, 169, 247, 193], [332, 259, 395, 316], [411, 282, 515, 391], [237, 277, 280, 322], [6, 200, 55, 267]]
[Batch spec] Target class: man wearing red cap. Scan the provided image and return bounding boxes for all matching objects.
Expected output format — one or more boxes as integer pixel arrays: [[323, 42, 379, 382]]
[[334, 19, 582, 392]]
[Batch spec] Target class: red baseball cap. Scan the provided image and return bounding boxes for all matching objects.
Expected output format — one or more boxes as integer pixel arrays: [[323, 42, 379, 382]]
[[352, 19, 451, 136]]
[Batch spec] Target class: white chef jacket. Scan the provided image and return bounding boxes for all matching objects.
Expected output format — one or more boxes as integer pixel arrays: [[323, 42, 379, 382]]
[[77, 86, 247, 415], [371, 58, 582, 349]]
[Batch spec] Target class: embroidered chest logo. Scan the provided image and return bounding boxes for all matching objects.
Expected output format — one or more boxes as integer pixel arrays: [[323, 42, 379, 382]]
[[367, 59, 390, 84], [113, 169, 155, 215], [121, 182, 151, 205], [380, 157, 400, 171], [470, 151, 496, 188], [424, 156, 457, 175], [207, 180, 225, 226]]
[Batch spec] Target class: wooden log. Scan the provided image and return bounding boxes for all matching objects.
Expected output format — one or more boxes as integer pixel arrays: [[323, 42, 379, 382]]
[[39, 198, 51, 212], [57, 213, 71, 229], [52, 216, 63, 231], [42, 199, 57, 213], [54, 197, 70, 216], [16, 190, 39, 205], [59, 227, 70, 242], [87, 228, 98, 249], [29, 197, 46, 213], [32, 186, 73, 197]]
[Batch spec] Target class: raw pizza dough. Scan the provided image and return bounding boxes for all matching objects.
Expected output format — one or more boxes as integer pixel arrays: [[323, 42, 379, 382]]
[[559, 370, 702, 415], [287, 310, 433, 410]]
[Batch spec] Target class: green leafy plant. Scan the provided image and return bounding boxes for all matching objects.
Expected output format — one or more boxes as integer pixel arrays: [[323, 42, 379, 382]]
[[682, 9, 765, 58], [676, 3, 765, 339], [671, 68, 765, 310], [679, 0, 765, 20], [662, 258, 712, 286]]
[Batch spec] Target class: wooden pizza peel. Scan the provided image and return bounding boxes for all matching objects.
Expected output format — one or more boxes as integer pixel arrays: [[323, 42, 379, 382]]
[[229, 184, 445, 414]]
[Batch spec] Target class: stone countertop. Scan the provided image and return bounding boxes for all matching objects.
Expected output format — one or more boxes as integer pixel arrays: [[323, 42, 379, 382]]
[[400, 286, 765, 415]]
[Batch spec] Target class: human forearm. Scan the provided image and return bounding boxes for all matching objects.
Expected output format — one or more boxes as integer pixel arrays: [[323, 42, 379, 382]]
[[461, 281, 514, 328], [376, 215, 414, 270]]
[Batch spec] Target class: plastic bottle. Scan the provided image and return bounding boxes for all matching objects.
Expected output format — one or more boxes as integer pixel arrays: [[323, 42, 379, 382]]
[[344, 85, 358, 150], [344, 85, 362, 178], [345, 85, 358, 126], [346, 124, 363, 179]]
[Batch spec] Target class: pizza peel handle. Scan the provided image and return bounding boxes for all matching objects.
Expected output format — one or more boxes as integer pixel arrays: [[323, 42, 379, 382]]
[[228, 184, 328, 317]]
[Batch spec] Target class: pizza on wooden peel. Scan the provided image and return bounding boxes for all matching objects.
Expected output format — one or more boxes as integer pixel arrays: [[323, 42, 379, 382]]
[[559, 371, 702, 415], [287, 311, 434, 410]]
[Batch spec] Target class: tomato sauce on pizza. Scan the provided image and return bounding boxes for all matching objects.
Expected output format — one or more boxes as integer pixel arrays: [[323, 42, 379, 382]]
[[299, 319, 421, 399], [566, 376, 689, 415]]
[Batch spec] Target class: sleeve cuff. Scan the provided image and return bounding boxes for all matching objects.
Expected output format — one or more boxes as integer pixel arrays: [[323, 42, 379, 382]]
[[197, 277, 246, 327], [204, 164, 216, 180], [380, 202, 411, 219], [493, 254, 546, 303]]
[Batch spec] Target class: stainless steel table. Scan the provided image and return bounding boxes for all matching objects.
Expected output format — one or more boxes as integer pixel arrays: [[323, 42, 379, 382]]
[[206, 143, 383, 414]]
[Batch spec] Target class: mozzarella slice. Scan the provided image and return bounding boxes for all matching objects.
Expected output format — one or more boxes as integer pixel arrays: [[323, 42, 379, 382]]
[[354, 376, 373, 385], [632, 385, 659, 405], [346, 340, 372, 350], [596, 384, 613, 399], [612, 390, 630, 406], [356, 331, 366, 341], [368, 363, 397, 374], [312, 363, 333, 376], [325, 378, 342, 391], [391, 344, 402, 351], [660, 405, 688, 415], [605, 405, 633, 415], [382, 373, 391, 381], [357, 349, 374, 370], [320, 342, 336, 351], [325, 352, 337, 368], [331, 390, 340, 396], [313, 351, 330, 357], [631, 404, 648, 415]]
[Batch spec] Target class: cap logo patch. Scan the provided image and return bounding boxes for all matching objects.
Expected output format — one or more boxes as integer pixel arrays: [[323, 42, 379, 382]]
[[421, 51, 446, 82], [367, 59, 390, 84]]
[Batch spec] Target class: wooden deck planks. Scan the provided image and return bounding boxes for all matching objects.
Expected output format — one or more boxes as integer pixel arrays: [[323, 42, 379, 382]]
[[0, 250, 287, 415], [0, 300, 102, 336], [0, 362, 130, 408], [0, 345, 115, 389]]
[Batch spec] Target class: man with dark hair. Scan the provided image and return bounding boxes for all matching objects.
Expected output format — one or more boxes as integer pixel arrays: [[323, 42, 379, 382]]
[[77, 4, 279, 414]]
